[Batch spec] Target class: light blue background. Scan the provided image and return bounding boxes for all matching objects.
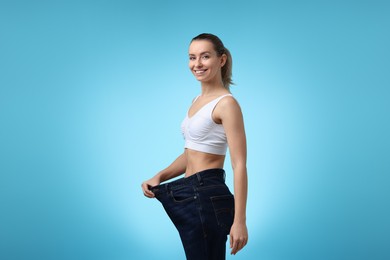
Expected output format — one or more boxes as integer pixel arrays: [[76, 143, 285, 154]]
[[1, 0, 389, 259]]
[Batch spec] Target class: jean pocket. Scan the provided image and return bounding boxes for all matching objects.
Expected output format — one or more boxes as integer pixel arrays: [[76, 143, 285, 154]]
[[211, 195, 235, 233], [170, 188, 196, 203]]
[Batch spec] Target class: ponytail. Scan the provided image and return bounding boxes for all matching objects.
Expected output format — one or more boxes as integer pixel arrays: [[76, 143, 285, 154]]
[[221, 47, 233, 89]]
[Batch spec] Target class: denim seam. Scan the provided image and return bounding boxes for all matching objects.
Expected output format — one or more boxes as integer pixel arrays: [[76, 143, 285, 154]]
[[169, 190, 196, 203], [194, 187, 208, 240], [210, 195, 235, 232], [197, 184, 227, 191]]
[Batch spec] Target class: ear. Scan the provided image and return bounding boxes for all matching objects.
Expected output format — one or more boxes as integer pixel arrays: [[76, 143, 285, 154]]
[[220, 54, 227, 67]]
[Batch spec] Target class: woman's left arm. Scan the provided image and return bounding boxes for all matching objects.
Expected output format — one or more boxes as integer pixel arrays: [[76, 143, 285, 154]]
[[217, 96, 248, 255]]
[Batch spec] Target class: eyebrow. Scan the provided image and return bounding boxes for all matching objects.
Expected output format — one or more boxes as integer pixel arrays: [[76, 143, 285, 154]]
[[189, 51, 211, 56]]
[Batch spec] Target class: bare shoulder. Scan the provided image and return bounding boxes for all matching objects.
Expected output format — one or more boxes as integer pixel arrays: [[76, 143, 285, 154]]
[[214, 95, 243, 122], [219, 95, 242, 111]]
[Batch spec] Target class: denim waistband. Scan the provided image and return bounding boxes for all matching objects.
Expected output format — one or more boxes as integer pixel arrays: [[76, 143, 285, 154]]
[[150, 168, 225, 195]]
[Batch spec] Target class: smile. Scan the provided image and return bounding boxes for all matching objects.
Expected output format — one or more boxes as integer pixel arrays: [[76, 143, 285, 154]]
[[194, 69, 208, 74]]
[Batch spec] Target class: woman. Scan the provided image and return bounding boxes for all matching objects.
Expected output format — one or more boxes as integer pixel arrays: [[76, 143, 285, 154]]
[[141, 33, 248, 259]]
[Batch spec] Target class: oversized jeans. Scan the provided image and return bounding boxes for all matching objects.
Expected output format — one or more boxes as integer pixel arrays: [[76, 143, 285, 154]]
[[151, 168, 235, 260]]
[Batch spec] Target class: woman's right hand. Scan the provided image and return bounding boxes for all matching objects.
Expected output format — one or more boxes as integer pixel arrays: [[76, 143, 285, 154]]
[[141, 175, 161, 198]]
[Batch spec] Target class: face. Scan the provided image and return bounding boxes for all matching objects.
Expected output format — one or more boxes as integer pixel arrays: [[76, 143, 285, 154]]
[[188, 40, 226, 84]]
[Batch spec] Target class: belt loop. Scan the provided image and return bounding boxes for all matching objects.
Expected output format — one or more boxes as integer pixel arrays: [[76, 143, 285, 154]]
[[166, 183, 170, 193], [223, 171, 226, 181], [196, 172, 204, 186]]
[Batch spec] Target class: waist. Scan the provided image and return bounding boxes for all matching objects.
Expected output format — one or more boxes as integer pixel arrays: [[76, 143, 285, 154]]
[[185, 148, 225, 176], [150, 168, 226, 195]]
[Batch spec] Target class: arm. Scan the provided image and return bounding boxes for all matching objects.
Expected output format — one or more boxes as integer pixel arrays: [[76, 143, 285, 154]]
[[141, 152, 187, 198], [217, 97, 248, 255]]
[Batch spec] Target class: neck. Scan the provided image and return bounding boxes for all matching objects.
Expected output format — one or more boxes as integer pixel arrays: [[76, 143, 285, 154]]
[[200, 80, 227, 97]]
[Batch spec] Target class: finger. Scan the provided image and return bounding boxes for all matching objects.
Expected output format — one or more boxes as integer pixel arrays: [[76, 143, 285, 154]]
[[236, 240, 245, 253], [231, 239, 245, 255], [141, 183, 155, 198], [144, 188, 155, 198], [244, 237, 248, 246], [143, 190, 154, 198], [230, 238, 239, 255], [231, 243, 238, 255], [229, 234, 233, 249]]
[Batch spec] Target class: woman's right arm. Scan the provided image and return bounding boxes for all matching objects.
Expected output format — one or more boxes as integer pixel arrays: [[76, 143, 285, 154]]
[[141, 152, 187, 198]]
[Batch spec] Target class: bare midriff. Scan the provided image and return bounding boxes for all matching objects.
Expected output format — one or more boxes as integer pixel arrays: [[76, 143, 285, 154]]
[[184, 148, 225, 177]]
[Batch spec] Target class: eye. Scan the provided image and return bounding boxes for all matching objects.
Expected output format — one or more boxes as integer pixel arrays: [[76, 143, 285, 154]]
[[189, 56, 196, 61], [202, 55, 210, 60]]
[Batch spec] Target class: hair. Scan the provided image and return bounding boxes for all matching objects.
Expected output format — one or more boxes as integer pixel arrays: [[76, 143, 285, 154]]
[[191, 33, 234, 89]]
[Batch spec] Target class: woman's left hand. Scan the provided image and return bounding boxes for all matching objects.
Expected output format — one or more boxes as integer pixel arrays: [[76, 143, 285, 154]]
[[229, 221, 248, 255]]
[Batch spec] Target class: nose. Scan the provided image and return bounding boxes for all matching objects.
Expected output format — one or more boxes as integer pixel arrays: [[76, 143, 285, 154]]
[[195, 57, 203, 67]]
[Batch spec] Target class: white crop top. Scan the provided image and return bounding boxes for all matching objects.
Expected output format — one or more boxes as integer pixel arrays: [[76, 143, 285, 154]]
[[181, 94, 233, 155]]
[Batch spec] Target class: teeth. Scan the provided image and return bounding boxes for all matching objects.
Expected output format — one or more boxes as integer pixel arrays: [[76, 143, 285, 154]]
[[195, 70, 206, 74]]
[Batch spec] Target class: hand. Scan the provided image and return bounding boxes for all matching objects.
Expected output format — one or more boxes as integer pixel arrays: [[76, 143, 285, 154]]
[[229, 221, 248, 255], [141, 176, 161, 198]]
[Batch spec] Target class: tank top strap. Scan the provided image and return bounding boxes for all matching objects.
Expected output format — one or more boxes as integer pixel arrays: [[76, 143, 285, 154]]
[[192, 95, 201, 103], [215, 93, 233, 102], [210, 94, 233, 109]]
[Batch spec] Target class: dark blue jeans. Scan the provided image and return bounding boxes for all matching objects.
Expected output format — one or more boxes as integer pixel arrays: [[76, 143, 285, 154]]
[[151, 168, 235, 260]]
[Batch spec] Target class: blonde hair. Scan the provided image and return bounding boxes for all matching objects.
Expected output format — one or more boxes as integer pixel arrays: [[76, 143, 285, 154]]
[[191, 33, 234, 89]]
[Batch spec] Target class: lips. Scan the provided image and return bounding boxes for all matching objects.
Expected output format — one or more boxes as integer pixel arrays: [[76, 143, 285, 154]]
[[194, 69, 208, 75]]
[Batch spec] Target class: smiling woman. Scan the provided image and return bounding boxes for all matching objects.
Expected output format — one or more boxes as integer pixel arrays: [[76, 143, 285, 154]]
[[189, 34, 234, 90], [141, 33, 248, 260]]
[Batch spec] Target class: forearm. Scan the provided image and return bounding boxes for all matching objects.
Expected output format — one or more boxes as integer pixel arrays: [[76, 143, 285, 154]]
[[156, 152, 187, 182], [233, 164, 248, 223]]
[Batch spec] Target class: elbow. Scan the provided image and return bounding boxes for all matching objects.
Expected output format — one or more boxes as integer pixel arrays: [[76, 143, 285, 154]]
[[231, 161, 247, 171]]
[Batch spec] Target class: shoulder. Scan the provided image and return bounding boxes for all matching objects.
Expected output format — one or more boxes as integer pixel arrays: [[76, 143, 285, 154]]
[[214, 95, 243, 121], [218, 95, 241, 111]]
